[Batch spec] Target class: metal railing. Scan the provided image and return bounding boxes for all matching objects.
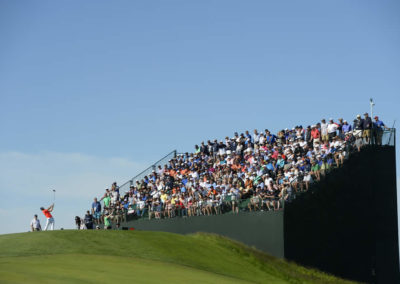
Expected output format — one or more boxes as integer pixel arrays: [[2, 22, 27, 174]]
[[381, 128, 395, 146], [119, 150, 177, 193], [124, 196, 282, 221]]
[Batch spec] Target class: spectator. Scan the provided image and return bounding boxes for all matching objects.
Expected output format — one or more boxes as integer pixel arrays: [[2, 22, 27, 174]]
[[320, 119, 329, 143], [101, 191, 111, 209], [327, 118, 338, 141], [362, 113, 373, 144], [310, 125, 320, 146], [30, 214, 41, 231], [342, 120, 352, 135], [353, 115, 363, 138], [310, 160, 320, 181], [84, 210, 94, 229], [91, 197, 102, 224], [337, 118, 344, 138], [80, 220, 87, 230], [248, 194, 260, 211], [104, 212, 112, 229], [75, 216, 81, 230], [373, 116, 389, 145]]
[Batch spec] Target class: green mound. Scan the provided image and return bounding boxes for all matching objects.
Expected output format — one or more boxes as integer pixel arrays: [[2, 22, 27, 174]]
[[0, 230, 355, 283]]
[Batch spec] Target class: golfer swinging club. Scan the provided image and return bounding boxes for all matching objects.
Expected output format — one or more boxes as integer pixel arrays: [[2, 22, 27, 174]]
[[40, 203, 55, 230]]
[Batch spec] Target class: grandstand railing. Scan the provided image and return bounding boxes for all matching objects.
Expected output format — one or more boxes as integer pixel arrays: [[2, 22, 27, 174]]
[[124, 196, 278, 221], [119, 150, 177, 193]]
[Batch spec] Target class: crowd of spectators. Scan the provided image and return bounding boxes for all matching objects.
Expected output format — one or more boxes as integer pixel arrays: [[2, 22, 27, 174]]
[[79, 113, 390, 229]]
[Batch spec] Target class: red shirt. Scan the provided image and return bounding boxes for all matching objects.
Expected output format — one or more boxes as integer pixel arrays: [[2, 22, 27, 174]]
[[311, 129, 320, 139], [42, 209, 52, 218]]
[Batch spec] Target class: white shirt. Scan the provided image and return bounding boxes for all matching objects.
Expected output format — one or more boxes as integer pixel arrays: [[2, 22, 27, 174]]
[[111, 191, 119, 201], [31, 218, 41, 229], [299, 141, 307, 148], [321, 122, 328, 135], [264, 177, 273, 185], [254, 133, 259, 143], [137, 200, 145, 209], [331, 140, 342, 148], [327, 123, 338, 134]]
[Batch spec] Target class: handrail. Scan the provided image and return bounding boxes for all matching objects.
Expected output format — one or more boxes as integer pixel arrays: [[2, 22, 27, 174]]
[[386, 128, 395, 146], [382, 128, 395, 146]]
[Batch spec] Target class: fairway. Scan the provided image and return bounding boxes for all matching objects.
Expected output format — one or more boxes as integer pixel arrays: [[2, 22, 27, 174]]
[[0, 254, 254, 284], [0, 230, 356, 283]]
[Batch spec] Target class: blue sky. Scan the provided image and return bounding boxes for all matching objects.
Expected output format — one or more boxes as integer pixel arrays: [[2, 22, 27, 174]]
[[0, 0, 399, 234]]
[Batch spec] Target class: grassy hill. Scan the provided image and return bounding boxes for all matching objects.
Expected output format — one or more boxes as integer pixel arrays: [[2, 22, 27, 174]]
[[0, 230, 356, 283]]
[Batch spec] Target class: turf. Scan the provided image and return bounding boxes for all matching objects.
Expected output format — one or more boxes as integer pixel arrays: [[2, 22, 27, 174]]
[[0, 230, 356, 283]]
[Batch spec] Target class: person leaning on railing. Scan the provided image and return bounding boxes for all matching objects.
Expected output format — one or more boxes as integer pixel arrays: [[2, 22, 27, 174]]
[[372, 116, 389, 146]]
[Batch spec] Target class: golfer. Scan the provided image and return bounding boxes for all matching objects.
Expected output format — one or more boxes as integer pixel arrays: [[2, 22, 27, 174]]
[[40, 203, 55, 230]]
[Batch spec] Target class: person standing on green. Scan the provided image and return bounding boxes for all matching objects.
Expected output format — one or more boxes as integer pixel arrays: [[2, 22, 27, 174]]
[[104, 213, 112, 229]]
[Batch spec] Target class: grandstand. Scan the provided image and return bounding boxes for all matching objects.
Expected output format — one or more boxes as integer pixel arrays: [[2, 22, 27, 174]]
[[83, 115, 398, 283]]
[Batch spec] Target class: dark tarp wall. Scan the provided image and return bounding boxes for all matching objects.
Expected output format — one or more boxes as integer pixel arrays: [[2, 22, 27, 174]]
[[284, 146, 399, 283]]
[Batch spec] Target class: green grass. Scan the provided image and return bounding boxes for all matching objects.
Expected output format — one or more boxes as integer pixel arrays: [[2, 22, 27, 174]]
[[0, 230, 356, 283]]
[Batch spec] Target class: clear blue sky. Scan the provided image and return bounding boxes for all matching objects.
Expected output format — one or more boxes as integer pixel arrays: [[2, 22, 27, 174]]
[[0, 0, 399, 234]]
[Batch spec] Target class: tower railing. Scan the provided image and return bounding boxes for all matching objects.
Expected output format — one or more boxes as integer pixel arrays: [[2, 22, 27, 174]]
[[382, 128, 395, 146]]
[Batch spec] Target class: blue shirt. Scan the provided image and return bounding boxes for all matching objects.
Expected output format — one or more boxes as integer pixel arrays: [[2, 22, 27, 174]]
[[92, 201, 101, 212], [276, 159, 285, 168], [266, 135, 276, 144], [342, 124, 352, 133], [374, 120, 385, 129], [266, 163, 274, 171]]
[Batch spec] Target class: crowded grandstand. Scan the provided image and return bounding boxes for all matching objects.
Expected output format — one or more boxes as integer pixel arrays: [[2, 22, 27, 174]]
[[78, 113, 390, 229]]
